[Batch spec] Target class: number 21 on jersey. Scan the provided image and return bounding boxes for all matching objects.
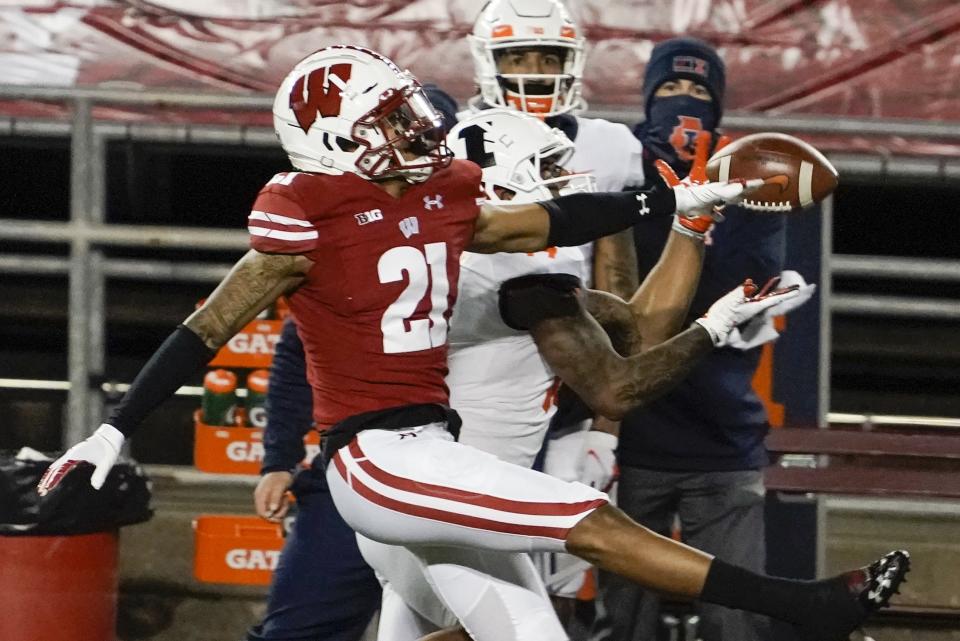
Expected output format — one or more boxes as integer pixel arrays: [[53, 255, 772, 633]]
[[378, 242, 450, 354]]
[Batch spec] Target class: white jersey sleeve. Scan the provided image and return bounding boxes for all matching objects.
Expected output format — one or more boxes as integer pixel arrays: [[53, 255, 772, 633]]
[[445, 247, 589, 467], [567, 117, 646, 191]]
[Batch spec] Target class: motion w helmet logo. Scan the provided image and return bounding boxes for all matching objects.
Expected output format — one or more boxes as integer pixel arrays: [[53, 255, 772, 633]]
[[289, 63, 353, 133]]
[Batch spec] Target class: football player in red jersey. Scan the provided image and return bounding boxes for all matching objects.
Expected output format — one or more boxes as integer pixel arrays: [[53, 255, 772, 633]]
[[39, 46, 906, 641]]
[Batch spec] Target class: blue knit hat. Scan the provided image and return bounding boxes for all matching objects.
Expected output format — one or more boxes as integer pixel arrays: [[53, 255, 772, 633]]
[[642, 37, 725, 121]]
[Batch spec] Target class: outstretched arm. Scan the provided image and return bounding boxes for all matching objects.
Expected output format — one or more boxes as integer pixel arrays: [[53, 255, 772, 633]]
[[38, 250, 312, 495], [583, 132, 724, 353], [106, 249, 312, 437], [583, 231, 705, 355], [592, 229, 639, 301], [529, 279, 801, 420], [530, 304, 714, 420], [468, 179, 761, 254], [186, 251, 312, 349], [625, 230, 705, 351]]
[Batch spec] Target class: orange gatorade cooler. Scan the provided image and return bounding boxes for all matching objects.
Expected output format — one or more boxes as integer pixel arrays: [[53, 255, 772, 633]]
[[245, 369, 269, 429], [202, 369, 238, 426]]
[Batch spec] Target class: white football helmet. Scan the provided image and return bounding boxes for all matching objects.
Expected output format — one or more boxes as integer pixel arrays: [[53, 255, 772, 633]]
[[447, 109, 595, 203], [273, 45, 451, 182], [469, 0, 586, 116]]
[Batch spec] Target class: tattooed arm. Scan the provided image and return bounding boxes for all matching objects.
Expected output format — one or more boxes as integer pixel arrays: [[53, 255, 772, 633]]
[[583, 289, 640, 356], [186, 250, 313, 348], [36, 249, 314, 495], [626, 230, 705, 352], [108, 249, 313, 434], [592, 230, 639, 301], [583, 228, 705, 356], [530, 305, 713, 420]]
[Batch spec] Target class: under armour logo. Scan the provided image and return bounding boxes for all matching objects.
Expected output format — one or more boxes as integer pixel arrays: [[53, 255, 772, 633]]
[[423, 194, 444, 210], [399, 216, 420, 239], [636, 192, 650, 216], [398, 431, 418, 440]]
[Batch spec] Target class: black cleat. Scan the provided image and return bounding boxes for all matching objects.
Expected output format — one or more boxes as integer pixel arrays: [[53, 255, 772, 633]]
[[852, 549, 911, 612], [795, 550, 911, 641]]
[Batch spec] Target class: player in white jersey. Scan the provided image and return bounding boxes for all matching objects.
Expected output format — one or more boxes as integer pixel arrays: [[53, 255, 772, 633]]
[[469, 0, 643, 603], [469, 0, 646, 281], [446, 109, 593, 467]]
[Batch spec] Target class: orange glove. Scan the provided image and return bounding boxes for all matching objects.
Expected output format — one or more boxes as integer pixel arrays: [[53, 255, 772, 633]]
[[656, 132, 732, 238]]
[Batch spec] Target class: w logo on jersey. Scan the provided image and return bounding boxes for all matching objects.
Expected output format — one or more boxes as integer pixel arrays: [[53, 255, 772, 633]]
[[399, 217, 420, 239], [289, 63, 353, 134], [668, 115, 704, 163]]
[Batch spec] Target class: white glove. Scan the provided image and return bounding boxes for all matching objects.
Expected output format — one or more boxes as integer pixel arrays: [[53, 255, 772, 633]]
[[580, 431, 619, 492], [37, 423, 124, 496], [695, 278, 803, 348], [727, 271, 817, 350], [673, 179, 764, 219]]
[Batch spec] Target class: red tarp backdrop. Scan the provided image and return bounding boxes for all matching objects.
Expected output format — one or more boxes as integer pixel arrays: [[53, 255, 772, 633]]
[[1, 1, 957, 152]]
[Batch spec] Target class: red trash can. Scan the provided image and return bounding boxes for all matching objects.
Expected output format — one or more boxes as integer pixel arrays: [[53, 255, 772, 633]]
[[1, 451, 151, 641], [0, 530, 119, 641]]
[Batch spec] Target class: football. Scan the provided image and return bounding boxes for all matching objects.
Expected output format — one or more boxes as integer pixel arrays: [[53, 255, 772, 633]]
[[705, 132, 838, 213]]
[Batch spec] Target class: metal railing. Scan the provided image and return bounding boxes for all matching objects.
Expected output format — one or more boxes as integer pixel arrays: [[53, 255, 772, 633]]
[[0, 85, 957, 444]]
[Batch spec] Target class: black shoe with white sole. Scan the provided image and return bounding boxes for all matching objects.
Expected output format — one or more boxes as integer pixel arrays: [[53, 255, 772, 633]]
[[795, 550, 911, 641]]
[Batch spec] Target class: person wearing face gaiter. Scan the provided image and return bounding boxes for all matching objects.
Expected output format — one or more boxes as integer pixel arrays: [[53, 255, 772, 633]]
[[594, 37, 790, 641]]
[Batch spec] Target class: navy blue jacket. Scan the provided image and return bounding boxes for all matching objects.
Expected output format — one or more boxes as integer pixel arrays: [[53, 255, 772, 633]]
[[618, 189, 786, 472], [260, 318, 313, 474]]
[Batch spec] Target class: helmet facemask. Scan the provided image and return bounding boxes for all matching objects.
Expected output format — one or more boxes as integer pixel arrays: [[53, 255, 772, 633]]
[[469, 0, 587, 118], [490, 44, 582, 116], [353, 75, 453, 183]]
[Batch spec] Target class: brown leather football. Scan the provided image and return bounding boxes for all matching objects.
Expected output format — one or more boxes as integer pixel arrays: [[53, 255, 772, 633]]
[[705, 132, 838, 213]]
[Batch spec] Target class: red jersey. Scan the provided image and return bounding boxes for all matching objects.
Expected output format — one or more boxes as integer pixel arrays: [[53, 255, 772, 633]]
[[247, 160, 484, 428]]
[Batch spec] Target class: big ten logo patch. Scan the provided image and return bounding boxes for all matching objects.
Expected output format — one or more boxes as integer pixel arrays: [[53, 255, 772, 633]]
[[668, 115, 705, 163], [289, 63, 353, 133], [355, 208, 384, 225]]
